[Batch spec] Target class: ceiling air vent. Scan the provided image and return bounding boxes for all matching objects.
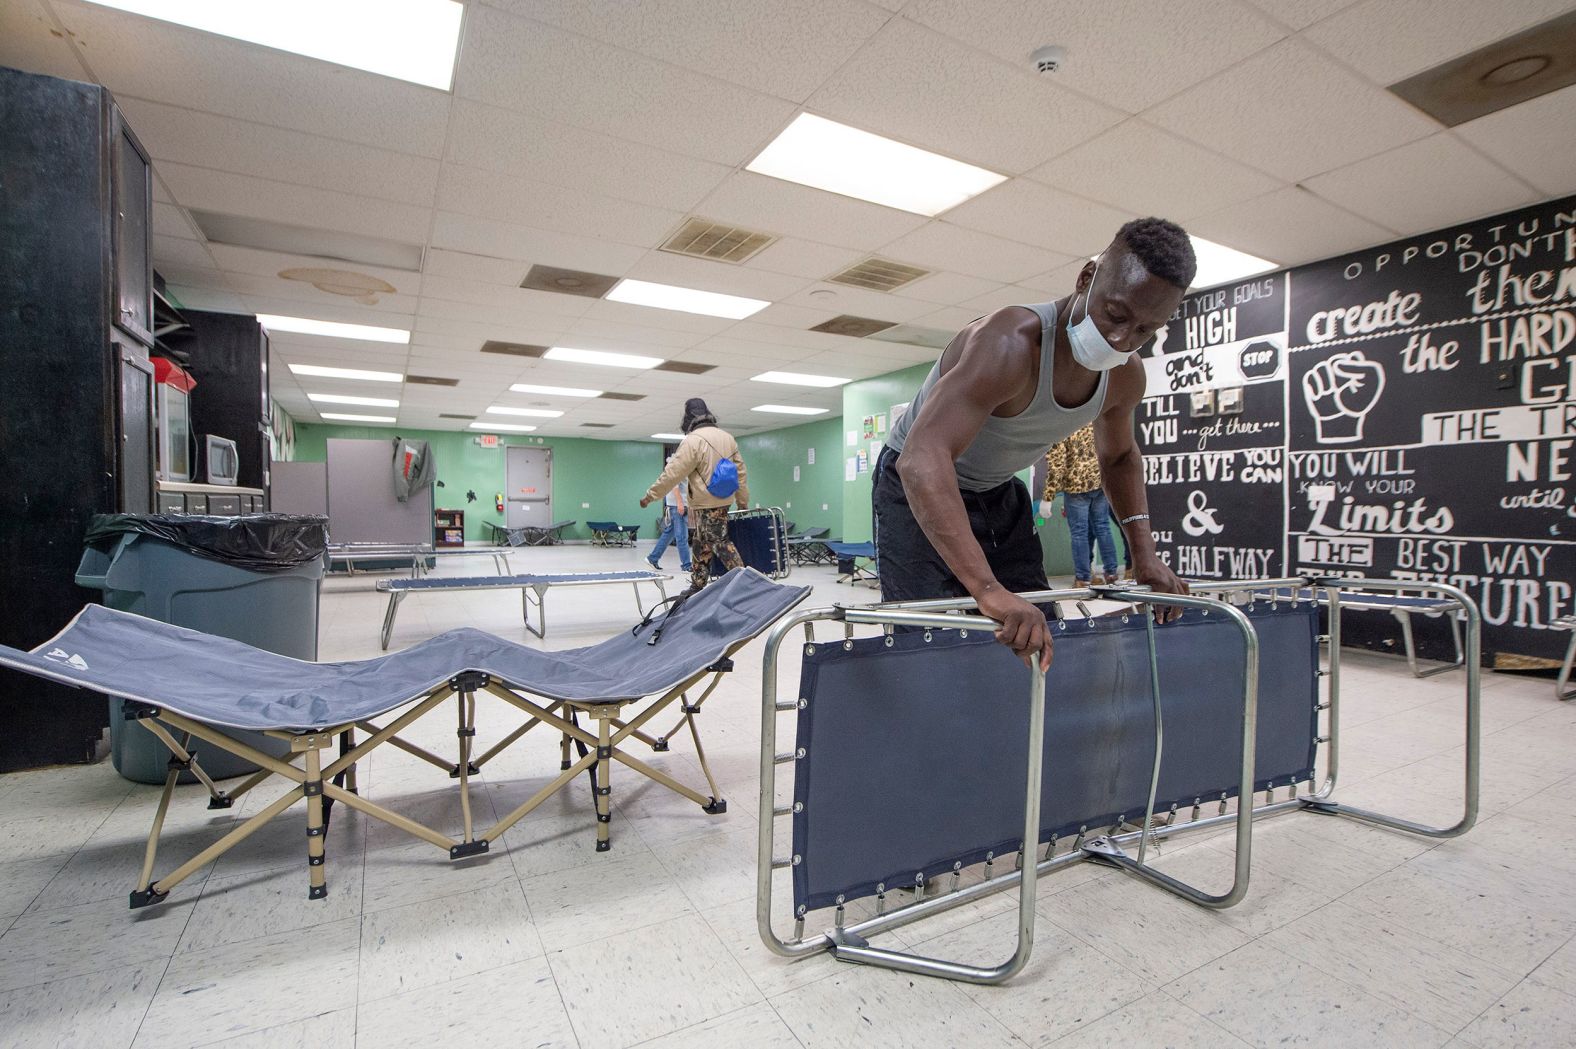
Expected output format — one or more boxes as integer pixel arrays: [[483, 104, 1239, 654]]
[[520, 264, 619, 298], [580, 422, 615, 428], [480, 341, 548, 357], [439, 413, 476, 420], [811, 315, 898, 338], [1387, 9, 1576, 126], [406, 375, 459, 386], [598, 391, 646, 401], [659, 217, 776, 264], [828, 256, 930, 292], [654, 361, 716, 374]]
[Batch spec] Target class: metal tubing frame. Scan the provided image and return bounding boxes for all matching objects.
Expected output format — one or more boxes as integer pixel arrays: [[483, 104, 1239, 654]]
[[757, 574, 1481, 983], [1557, 618, 1576, 701], [378, 572, 669, 648], [727, 505, 792, 580]]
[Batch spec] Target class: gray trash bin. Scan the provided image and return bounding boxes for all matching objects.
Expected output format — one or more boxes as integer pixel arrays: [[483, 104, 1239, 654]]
[[75, 513, 329, 784]]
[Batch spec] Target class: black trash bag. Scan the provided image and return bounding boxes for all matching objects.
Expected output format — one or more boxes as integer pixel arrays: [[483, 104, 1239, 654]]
[[85, 514, 330, 573]]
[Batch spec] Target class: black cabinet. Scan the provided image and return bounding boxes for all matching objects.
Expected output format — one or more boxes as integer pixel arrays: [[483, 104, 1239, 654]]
[[0, 66, 156, 770], [184, 310, 272, 495]]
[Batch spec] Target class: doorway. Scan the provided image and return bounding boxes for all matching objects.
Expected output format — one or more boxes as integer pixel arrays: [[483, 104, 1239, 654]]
[[505, 445, 552, 529]]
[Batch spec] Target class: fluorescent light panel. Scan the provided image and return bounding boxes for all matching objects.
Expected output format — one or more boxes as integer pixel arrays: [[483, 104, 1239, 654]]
[[289, 363, 403, 383], [751, 370, 850, 388], [486, 406, 564, 418], [308, 393, 399, 407], [320, 412, 395, 423], [543, 347, 664, 369], [1189, 236, 1276, 290], [84, 1, 464, 91], [747, 113, 1007, 217], [257, 314, 410, 344], [752, 404, 830, 416], [605, 278, 770, 320], [650, 433, 685, 440], [509, 383, 603, 398], [471, 422, 536, 432]]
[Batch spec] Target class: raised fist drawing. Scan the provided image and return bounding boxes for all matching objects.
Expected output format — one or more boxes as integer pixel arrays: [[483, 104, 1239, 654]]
[[1302, 350, 1385, 444]]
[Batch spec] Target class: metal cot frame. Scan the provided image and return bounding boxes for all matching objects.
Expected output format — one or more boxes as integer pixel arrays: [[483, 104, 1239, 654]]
[[375, 571, 669, 648], [728, 506, 792, 580], [327, 542, 515, 578], [1553, 615, 1576, 701], [755, 575, 1481, 985]]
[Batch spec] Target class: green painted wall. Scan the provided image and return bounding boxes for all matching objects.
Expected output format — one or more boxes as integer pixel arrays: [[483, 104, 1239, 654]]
[[838, 362, 932, 543], [736, 416, 844, 536], [291, 423, 664, 543]]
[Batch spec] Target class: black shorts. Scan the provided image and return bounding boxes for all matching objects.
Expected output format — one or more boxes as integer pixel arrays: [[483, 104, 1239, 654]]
[[872, 446, 1050, 604]]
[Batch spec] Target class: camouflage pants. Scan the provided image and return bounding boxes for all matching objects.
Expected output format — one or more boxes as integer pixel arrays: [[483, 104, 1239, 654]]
[[688, 506, 742, 591]]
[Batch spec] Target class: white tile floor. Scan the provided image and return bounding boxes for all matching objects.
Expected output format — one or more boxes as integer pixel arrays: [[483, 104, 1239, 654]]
[[2, 545, 1574, 1048]]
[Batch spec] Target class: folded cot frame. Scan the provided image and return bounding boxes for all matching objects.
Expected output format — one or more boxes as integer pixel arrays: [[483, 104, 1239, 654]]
[[755, 575, 1482, 985]]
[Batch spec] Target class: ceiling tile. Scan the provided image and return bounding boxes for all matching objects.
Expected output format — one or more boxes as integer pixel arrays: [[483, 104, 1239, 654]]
[[878, 221, 1070, 284], [207, 244, 421, 297], [156, 162, 433, 243], [944, 179, 1136, 257], [0, 0, 90, 81], [165, 284, 246, 314], [50, 0, 451, 156], [436, 165, 684, 247], [696, 171, 928, 252], [1143, 38, 1440, 182], [422, 249, 528, 287], [455, 4, 797, 167], [483, 0, 890, 103], [1027, 119, 1283, 220], [429, 212, 649, 273], [1236, 0, 1361, 31], [1302, 0, 1576, 85], [960, 284, 1060, 314], [116, 97, 440, 208], [778, 283, 936, 324], [896, 272, 1008, 307], [418, 274, 592, 319], [903, 0, 1288, 114], [151, 235, 216, 273], [807, 18, 1122, 174], [1304, 132, 1537, 236], [620, 253, 811, 303], [1188, 187, 1396, 269], [446, 99, 731, 214], [1454, 83, 1576, 198], [741, 238, 866, 281], [151, 202, 199, 240]]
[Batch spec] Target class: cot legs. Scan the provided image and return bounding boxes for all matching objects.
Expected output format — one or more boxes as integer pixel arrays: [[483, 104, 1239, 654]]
[[594, 718, 613, 852], [304, 746, 327, 899], [380, 590, 406, 650], [1557, 624, 1576, 701]]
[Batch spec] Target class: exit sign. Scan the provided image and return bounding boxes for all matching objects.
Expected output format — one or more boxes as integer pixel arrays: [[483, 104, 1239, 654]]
[[475, 434, 500, 448]]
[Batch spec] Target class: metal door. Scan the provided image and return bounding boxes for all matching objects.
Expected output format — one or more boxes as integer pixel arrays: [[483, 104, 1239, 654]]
[[117, 346, 154, 514], [505, 446, 552, 529]]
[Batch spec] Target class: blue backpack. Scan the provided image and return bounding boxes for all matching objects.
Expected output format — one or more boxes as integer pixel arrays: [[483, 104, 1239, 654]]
[[696, 434, 739, 498]]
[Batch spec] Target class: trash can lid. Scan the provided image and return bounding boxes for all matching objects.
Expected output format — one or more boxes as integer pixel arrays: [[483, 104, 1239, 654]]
[[85, 513, 329, 573]]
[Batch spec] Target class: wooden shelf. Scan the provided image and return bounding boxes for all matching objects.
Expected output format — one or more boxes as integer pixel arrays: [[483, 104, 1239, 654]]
[[434, 508, 465, 547]]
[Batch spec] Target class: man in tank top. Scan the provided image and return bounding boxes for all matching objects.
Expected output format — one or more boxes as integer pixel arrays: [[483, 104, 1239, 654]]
[[877, 218, 1195, 670]]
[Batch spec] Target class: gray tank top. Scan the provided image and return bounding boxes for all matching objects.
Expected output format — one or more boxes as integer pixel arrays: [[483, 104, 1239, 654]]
[[886, 301, 1108, 492]]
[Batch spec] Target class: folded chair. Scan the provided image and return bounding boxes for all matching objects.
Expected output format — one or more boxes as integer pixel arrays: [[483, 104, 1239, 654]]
[[0, 569, 808, 907], [757, 576, 1481, 984]]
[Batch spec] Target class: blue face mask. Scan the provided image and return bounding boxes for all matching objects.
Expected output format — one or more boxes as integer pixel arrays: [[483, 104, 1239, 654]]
[[1067, 259, 1132, 372]]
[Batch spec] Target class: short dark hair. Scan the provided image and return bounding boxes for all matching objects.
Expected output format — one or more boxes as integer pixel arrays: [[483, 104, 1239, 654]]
[[1115, 217, 1196, 289]]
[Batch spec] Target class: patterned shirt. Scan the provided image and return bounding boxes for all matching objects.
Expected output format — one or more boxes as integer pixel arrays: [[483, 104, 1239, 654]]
[[1044, 424, 1102, 497]]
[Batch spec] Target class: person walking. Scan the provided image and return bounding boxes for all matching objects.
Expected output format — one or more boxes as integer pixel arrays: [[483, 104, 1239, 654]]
[[1044, 424, 1121, 586], [646, 458, 693, 573], [640, 398, 749, 592]]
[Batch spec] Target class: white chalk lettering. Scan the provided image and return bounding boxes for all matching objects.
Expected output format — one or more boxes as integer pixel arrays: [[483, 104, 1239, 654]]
[[1307, 495, 1454, 536], [1506, 440, 1572, 483], [1479, 309, 1576, 362], [1423, 404, 1576, 444], [1305, 290, 1421, 343]]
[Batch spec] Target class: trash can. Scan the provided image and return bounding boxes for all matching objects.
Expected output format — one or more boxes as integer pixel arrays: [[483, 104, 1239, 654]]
[[75, 513, 329, 784]]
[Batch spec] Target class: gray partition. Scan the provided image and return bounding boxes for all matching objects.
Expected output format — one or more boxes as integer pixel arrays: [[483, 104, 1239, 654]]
[[270, 460, 328, 518], [326, 438, 432, 545]]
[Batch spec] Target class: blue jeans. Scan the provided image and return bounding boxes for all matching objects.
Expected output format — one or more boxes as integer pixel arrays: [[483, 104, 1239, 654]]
[[1064, 490, 1118, 581], [648, 506, 692, 569]]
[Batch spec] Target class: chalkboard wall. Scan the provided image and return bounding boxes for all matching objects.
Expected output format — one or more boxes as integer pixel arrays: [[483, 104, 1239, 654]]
[[1138, 194, 1575, 665]]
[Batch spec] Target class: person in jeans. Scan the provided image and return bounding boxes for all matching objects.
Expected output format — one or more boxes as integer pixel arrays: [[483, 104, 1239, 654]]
[[640, 398, 749, 592], [646, 458, 693, 573], [1043, 424, 1119, 585]]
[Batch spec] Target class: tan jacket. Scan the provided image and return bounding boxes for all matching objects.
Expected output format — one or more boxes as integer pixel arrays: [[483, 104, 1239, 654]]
[[645, 425, 749, 511], [1044, 424, 1102, 497]]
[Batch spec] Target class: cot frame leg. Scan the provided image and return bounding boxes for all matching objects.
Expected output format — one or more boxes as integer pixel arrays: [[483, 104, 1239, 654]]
[[304, 744, 328, 900], [593, 717, 613, 852], [1300, 578, 1480, 839], [1556, 625, 1576, 701], [523, 584, 548, 640], [380, 590, 406, 650], [1393, 607, 1465, 679]]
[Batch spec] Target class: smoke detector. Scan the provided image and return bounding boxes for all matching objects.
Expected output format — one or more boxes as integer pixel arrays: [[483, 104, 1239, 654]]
[[1031, 45, 1067, 74]]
